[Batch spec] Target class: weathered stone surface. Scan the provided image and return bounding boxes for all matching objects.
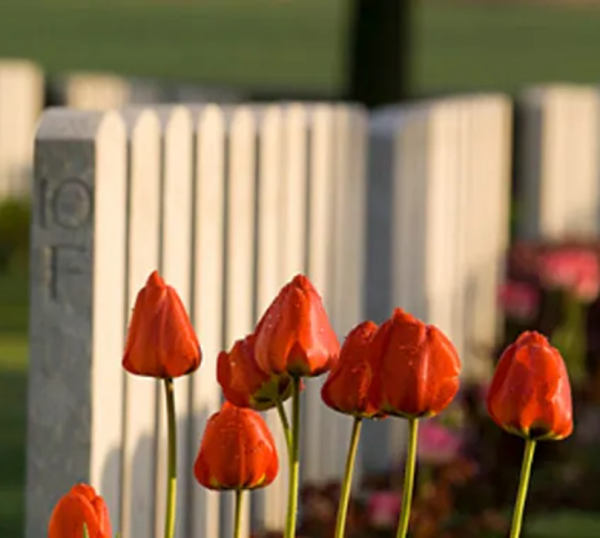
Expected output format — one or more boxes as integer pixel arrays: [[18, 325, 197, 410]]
[[27, 108, 127, 538]]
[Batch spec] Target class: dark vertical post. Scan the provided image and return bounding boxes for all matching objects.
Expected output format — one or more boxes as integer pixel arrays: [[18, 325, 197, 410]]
[[346, 0, 412, 108]]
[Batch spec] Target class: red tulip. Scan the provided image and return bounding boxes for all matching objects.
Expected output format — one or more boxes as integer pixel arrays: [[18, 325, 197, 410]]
[[254, 274, 340, 377], [487, 331, 573, 440], [217, 333, 294, 410], [194, 401, 279, 490], [369, 308, 461, 418], [321, 321, 385, 418], [123, 271, 201, 378], [48, 484, 111, 538]]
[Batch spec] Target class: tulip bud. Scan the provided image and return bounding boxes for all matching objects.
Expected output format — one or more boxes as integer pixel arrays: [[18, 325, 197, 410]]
[[487, 331, 573, 440], [123, 271, 201, 378], [48, 484, 112, 538], [217, 333, 295, 410], [194, 402, 279, 490], [369, 308, 461, 418], [254, 274, 340, 377], [321, 321, 385, 418]]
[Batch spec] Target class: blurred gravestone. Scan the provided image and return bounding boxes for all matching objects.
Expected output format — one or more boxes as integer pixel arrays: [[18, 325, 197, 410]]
[[0, 60, 44, 197], [50, 73, 243, 110], [58, 73, 163, 110], [517, 85, 600, 240], [162, 82, 243, 103]]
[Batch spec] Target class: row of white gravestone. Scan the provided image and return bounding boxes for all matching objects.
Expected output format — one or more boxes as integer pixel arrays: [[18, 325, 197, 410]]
[[25, 97, 512, 538], [26, 103, 367, 538], [2, 55, 600, 233], [19, 93, 598, 538], [0, 59, 241, 198]]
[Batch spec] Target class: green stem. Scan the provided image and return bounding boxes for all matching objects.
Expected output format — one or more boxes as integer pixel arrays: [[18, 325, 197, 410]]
[[334, 417, 363, 538], [509, 439, 537, 538], [233, 489, 244, 538], [163, 378, 177, 538], [284, 377, 302, 538], [395, 418, 419, 538], [276, 399, 292, 455]]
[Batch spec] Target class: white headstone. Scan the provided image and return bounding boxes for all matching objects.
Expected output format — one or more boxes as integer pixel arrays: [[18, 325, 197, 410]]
[[27, 108, 127, 538], [119, 107, 162, 538], [63, 73, 162, 111], [153, 106, 195, 538], [220, 106, 256, 538], [0, 60, 44, 197], [252, 105, 288, 532], [518, 85, 600, 240], [189, 105, 225, 538]]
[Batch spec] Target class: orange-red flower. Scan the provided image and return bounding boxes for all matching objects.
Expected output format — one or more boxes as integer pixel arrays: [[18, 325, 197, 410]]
[[48, 483, 111, 538], [254, 274, 340, 377], [369, 308, 461, 418], [321, 321, 385, 418], [217, 333, 295, 410], [123, 271, 201, 378], [194, 401, 279, 490], [487, 331, 573, 440]]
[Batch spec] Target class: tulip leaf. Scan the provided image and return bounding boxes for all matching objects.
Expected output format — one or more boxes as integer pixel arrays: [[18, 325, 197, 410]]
[[83, 524, 90, 538]]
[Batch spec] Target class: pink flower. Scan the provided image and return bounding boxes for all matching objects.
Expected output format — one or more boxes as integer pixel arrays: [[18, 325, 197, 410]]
[[367, 491, 401, 529], [498, 281, 539, 320], [574, 267, 600, 302], [539, 248, 600, 301], [417, 421, 463, 465]]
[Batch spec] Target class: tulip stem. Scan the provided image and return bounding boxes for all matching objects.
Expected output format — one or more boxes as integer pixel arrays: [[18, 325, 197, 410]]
[[284, 376, 302, 538], [334, 417, 363, 538], [396, 418, 419, 538], [509, 439, 537, 538], [233, 489, 244, 538], [276, 400, 292, 454], [163, 378, 177, 538]]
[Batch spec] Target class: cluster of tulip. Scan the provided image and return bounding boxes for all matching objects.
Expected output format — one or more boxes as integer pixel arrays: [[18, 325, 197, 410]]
[[48, 271, 573, 538]]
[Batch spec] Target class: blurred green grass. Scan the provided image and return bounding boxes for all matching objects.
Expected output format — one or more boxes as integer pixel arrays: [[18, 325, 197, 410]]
[[0, 271, 28, 537], [2, 0, 600, 94], [528, 512, 600, 538]]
